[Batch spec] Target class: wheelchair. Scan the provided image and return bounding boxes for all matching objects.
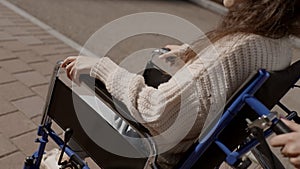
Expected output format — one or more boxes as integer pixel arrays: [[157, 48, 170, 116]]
[[23, 58, 300, 169]]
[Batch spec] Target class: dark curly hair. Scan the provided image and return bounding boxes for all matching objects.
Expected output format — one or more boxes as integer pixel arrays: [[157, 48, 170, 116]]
[[210, 0, 300, 41], [185, 0, 300, 60]]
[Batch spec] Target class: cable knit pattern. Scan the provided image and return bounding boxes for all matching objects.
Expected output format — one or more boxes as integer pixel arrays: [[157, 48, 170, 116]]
[[90, 33, 292, 168]]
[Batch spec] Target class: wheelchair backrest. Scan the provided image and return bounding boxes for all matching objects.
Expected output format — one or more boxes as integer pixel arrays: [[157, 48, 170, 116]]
[[46, 76, 149, 169]]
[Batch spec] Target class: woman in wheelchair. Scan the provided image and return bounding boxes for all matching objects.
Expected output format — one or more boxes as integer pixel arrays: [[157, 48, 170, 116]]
[[61, 0, 300, 168]]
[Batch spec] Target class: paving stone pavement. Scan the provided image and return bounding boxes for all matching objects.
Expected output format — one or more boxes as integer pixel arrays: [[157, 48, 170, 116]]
[[0, 2, 78, 169], [0, 1, 299, 169]]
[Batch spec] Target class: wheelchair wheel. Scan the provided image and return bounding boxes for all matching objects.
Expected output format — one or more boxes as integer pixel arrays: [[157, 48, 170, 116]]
[[251, 145, 285, 169]]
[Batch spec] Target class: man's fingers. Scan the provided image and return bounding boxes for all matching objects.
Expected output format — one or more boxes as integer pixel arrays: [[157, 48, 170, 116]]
[[290, 156, 300, 168], [270, 134, 292, 147], [281, 145, 300, 157], [281, 119, 300, 132]]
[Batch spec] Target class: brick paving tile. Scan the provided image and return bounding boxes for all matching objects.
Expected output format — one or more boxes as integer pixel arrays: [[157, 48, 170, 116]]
[[30, 114, 43, 126], [0, 31, 15, 41], [0, 81, 34, 101], [0, 15, 19, 20], [0, 40, 29, 52], [0, 134, 18, 157], [25, 27, 47, 34], [24, 31, 48, 37], [0, 151, 26, 169], [12, 19, 33, 25], [12, 121, 59, 154], [13, 71, 48, 87], [16, 36, 44, 46], [39, 37, 64, 45], [28, 32, 49, 37], [0, 9, 18, 15], [0, 68, 16, 84], [280, 89, 300, 111], [45, 54, 67, 64], [0, 10, 15, 15], [35, 34, 56, 40], [293, 48, 300, 60], [11, 96, 45, 118], [11, 19, 31, 25], [2, 27, 30, 36], [45, 74, 53, 82], [60, 51, 79, 57], [15, 50, 46, 63], [8, 16, 28, 22], [11, 131, 40, 156], [31, 84, 49, 100], [29, 61, 55, 76], [0, 97, 17, 115], [0, 58, 33, 74], [0, 47, 17, 61], [0, 19, 15, 27], [15, 22, 37, 28], [54, 46, 77, 55], [30, 44, 60, 56], [0, 111, 36, 138]]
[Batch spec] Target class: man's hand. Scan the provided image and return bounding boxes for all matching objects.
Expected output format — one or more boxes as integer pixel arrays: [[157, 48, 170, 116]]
[[270, 119, 300, 169]]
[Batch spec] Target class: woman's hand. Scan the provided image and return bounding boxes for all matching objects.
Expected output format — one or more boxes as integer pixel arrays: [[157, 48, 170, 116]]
[[61, 56, 100, 85], [270, 119, 300, 168], [159, 44, 194, 66]]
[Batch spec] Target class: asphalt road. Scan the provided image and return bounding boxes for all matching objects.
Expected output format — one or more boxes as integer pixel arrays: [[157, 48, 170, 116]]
[[8, 0, 222, 63]]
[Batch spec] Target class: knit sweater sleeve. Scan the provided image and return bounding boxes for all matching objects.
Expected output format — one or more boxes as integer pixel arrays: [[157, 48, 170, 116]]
[[90, 56, 203, 134]]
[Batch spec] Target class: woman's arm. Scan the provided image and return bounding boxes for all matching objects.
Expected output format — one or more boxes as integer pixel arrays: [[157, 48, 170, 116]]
[[89, 56, 202, 135]]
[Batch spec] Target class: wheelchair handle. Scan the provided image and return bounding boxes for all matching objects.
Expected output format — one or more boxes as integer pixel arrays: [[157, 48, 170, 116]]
[[272, 119, 292, 135]]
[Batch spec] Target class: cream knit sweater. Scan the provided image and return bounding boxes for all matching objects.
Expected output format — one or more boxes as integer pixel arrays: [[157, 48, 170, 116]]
[[90, 33, 292, 168]]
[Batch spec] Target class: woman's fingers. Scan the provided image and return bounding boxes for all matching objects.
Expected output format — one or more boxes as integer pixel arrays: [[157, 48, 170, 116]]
[[65, 61, 75, 80], [62, 56, 99, 85], [165, 45, 180, 51], [159, 51, 178, 59], [61, 56, 77, 68]]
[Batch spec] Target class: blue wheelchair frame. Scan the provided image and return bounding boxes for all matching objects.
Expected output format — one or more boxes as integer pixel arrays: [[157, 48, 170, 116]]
[[178, 69, 296, 169], [23, 61, 300, 169]]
